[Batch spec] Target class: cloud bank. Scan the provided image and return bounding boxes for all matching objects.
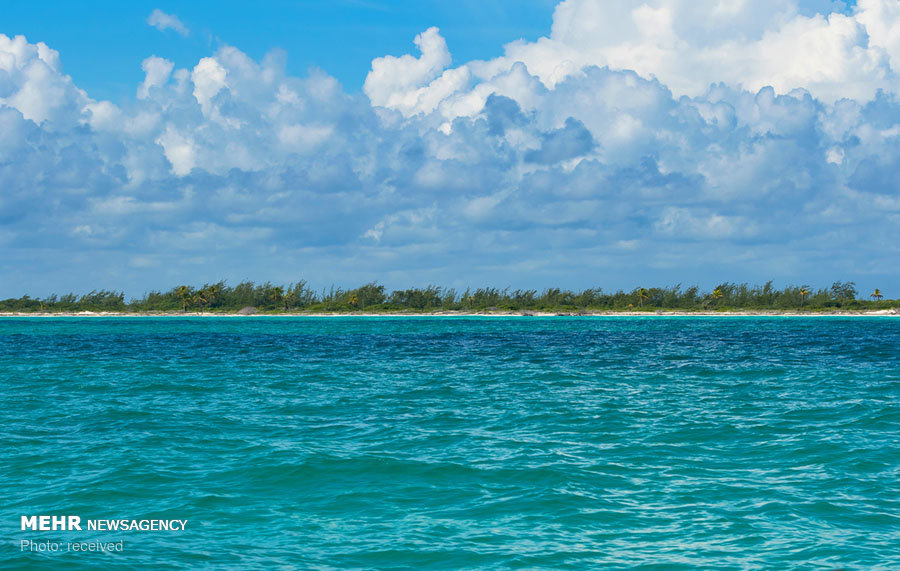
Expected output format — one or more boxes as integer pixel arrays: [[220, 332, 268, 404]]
[[2, 0, 900, 296]]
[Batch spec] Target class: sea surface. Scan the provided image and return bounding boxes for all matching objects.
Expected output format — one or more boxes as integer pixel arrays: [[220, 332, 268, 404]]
[[1, 316, 898, 569]]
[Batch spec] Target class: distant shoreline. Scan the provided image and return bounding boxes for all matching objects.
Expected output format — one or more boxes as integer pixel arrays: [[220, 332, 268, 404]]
[[5, 281, 892, 315], [2, 310, 898, 318]]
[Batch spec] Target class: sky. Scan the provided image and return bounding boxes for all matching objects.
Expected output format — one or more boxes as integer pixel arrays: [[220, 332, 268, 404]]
[[1, 0, 899, 299]]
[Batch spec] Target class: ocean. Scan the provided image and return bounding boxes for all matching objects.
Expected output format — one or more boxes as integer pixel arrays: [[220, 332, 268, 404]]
[[2, 316, 898, 569]]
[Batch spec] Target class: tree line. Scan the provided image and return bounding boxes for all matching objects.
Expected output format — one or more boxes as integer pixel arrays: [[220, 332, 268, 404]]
[[0, 280, 894, 313]]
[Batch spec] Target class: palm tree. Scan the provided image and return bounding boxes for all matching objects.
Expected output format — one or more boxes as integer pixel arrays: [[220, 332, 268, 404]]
[[349, 294, 359, 309], [799, 287, 810, 308], [205, 283, 222, 309], [194, 290, 208, 312], [871, 288, 883, 302], [637, 288, 649, 308], [703, 287, 725, 309], [176, 286, 191, 312]]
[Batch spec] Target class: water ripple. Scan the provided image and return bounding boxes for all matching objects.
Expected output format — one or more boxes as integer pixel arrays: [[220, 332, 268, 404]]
[[1, 316, 898, 569]]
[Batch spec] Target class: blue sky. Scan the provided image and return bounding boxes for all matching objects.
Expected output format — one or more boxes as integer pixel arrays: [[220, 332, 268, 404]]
[[1, 0, 899, 299], [2, 1, 557, 102]]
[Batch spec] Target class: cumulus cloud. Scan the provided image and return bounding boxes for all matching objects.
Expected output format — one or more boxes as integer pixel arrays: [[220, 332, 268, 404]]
[[0, 34, 87, 125], [147, 9, 189, 36], [363, 27, 461, 116], [3, 2, 900, 296], [366, 0, 900, 122], [190, 57, 227, 115], [138, 56, 174, 99]]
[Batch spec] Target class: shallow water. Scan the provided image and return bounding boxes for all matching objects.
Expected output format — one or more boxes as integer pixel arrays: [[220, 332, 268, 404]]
[[2, 317, 898, 569]]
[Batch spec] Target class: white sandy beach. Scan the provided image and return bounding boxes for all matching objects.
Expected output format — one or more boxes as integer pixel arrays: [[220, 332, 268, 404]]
[[1, 310, 898, 317]]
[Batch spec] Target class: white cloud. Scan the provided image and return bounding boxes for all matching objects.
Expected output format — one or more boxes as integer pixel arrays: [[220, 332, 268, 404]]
[[826, 147, 845, 165], [147, 9, 189, 36], [191, 57, 227, 115], [0, 33, 87, 125], [656, 207, 757, 240], [277, 123, 333, 150], [365, 0, 900, 122], [156, 126, 196, 175], [856, 0, 900, 72], [84, 100, 122, 132], [4, 8, 900, 296], [138, 56, 174, 99], [364, 27, 455, 113]]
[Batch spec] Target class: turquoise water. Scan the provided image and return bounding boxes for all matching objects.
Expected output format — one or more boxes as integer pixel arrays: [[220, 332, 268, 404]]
[[2, 316, 898, 569]]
